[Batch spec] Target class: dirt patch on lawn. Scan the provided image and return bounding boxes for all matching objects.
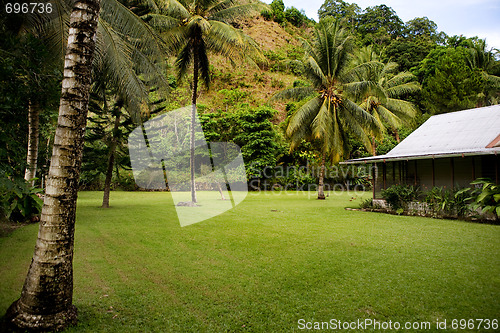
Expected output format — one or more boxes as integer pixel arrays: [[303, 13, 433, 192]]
[[0, 217, 31, 237]]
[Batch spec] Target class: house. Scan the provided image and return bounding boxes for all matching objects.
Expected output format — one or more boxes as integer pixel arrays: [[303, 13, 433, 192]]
[[343, 105, 500, 199]]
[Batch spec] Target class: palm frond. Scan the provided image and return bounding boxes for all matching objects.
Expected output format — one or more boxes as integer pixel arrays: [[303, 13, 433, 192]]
[[175, 42, 193, 82], [198, 38, 211, 88], [375, 104, 402, 129], [311, 98, 334, 142], [383, 98, 418, 121], [101, 0, 169, 57], [343, 80, 384, 102], [148, 0, 190, 19], [206, 20, 264, 64], [385, 71, 418, 89], [484, 72, 500, 87], [303, 56, 328, 87], [42, 0, 71, 60], [380, 61, 398, 78], [343, 60, 383, 83], [386, 81, 421, 98], [339, 105, 373, 153], [161, 25, 190, 54], [94, 20, 148, 117], [271, 87, 316, 101], [141, 13, 180, 32], [343, 98, 381, 138], [329, 106, 344, 162], [287, 96, 322, 147]]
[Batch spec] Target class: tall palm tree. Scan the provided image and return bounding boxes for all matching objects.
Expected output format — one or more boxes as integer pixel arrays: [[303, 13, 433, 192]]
[[5, 0, 102, 330], [17, 0, 168, 187], [354, 55, 420, 151], [274, 19, 380, 199], [144, 0, 265, 204], [5, 0, 170, 329]]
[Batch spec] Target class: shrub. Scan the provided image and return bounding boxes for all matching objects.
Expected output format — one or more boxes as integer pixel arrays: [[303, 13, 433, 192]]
[[284, 7, 305, 27], [425, 187, 472, 218], [359, 198, 373, 209], [271, 78, 285, 89], [0, 170, 43, 222], [381, 184, 420, 212], [261, 9, 273, 21], [293, 80, 309, 87], [468, 178, 500, 220]]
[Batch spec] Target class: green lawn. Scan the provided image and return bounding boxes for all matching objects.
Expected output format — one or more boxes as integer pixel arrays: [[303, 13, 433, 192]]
[[1, 191, 499, 332]]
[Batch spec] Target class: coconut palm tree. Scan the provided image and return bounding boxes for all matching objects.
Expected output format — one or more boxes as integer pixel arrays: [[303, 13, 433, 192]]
[[144, 0, 265, 204], [5, 0, 170, 329], [274, 19, 380, 199], [5, 0, 102, 330], [15, 0, 168, 187], [353, 55, 420, 152]]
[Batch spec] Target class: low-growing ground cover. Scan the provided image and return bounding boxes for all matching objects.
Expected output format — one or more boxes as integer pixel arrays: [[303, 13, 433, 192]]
[[1, 191, 498, 332]]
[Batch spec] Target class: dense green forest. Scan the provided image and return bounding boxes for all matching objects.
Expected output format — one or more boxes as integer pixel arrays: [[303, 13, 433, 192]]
[[1, 0, 499, 219]]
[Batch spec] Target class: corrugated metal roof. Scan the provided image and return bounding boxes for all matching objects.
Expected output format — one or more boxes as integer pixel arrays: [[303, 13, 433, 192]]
[[343, 105, 500, 164]]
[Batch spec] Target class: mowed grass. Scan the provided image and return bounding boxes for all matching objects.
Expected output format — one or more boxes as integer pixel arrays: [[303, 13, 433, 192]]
[[1, 191, 499, 332]]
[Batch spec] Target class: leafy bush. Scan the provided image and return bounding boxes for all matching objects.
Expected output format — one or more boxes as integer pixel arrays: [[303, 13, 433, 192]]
[[468, 178, 500, 219], [0, 171, 43, 222], [269, 0, 285, 24], [293, 80, 309, 87], [422, 186, 471, 217], [114, 171, 137, 191], [359, 198, 373, 209], [425, 187, 454, 215], [381, 184, 420, 212], [261, 9, 273, 21], [284, 7, 306, 27], [271, 78, 285, 88]]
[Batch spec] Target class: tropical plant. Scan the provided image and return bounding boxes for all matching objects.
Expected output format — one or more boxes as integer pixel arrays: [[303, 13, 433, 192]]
[[144, 0, 265, 203], [465, 39, 500, 105], [468, 178, 500, 220], [18, 0, 169, 185], [0, 169, 43, 222], [415, 46, 485, 114], [424, 186, 471, 218], [84, 95, 132, 207], [5, 0, 102, 330], [381, 184, 420, 213], [353, 47, 420, 151], [274, 19, 380, 199]]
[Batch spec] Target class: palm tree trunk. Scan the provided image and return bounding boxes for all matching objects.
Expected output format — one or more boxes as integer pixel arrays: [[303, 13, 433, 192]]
[[317, 152, 326, 200], [394, 129, 400, 143], [102, 108, 121, 208], [190, 47, 199, 204], [372, 136, 377, 156], [5, 0, 101, 330], [24, 100, 40, 186]]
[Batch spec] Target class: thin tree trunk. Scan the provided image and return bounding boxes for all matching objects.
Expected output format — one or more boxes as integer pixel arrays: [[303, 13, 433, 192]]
[[190, 47, 199, 204], [394, 129, 400, 143], [102, 104, 122, 208], [317, 153, 326, 200], [372, 136, 377, 156], [24, 100, 40, 186], [42, 136, 52, 190], [6, 0, 101, 330], [217, 182, 226, 200]]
